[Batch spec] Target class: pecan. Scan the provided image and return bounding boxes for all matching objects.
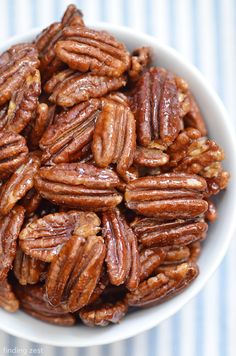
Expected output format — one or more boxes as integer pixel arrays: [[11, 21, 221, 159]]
[[131, 67, 182, 147], [128, 47, 151, 82], [45, 234, 106, 312], [4, 69, 41, 134], [92, 101, 136, 176], [34, 163, 123, 211], [131, 217, 207, 247], [134, 146, 169, 167], [140, 247, 166, 282], [127, 262, 199, 307], [163, 246, 190, 265], [19, 210, 100, 262], [0, 130, 28, 179], [188, 242, 201, 262], [0, 153, 41, 216], [79, 298, 128, 326], [0, 206, 25, 281], [0, 43, 39, 105], [61, 4, 84, 27], [13, 248, 46, 285], [183, 91, 207, 136], [14, 283, 75, 326], [0, 279, 19, 312], [205, 199, 217, 222], [105, 92, 129, 106], [206, 170, 230, 196], [55, 26, 130, 77], [40, 99, 101, 164], [102, 208, 140, 290], [44, 68, 75, 94], [125, 173, 208, 219], [21, 188, 42, 216], [29, 103, 49, 150], [49, 71, 126, 107]]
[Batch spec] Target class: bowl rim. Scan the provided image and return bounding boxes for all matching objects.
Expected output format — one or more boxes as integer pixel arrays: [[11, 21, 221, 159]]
[[1, 23, 236, 347]]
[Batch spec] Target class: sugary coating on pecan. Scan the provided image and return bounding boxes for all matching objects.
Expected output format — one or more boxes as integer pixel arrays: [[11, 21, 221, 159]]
[[0, 130, 28, 179], [140, 247, 166, 282], [125, 173, 208, 219], [128, 47, 151, 82], [0, 279, 19, 312], [19, 210, 100, 262], [183, 91, 207, 136], [79, 298, 128, 326], [55, 26, 130, 77], [131, 217, 207, 247], [40, 99, 101, 164], [45, 234, 106, 312], [134, 146, 169, 167], [49, 71, 126, 107], [0, 206, 25, 281], [34, 163, 123, 211], [0, 153, 41, 216], [92, 101, 136, 176]]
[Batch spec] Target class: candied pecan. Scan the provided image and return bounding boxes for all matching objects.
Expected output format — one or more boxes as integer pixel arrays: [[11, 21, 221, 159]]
[[125, 173, 208, 219], [49, 72, 126, 107], [205, 199, 217, 222], [163, 246, 190, 265], [44, 68, 75, 94], [188, 242, 201, 262], [206, 170, 230, 196], [140, 247, 166, 282], [4, 69, 41, 134], [0, 153, 41, 216], [131, 217, 207, 247], [0, 206, 25, 281], [79, 298, 128, 327], [55, 26, 130, 77], [0, 279, 19, 312], [128, 47, 151, 82], [131, 67, 182, 147], [21, 188, 42, 216], [45, 234, 106, 312], [183, 91, 207, 136], [0, 43, 39, 105], [0, 130, 28, 179], [13, 248, 46, 285], [14, 283, 75, 326], [19, 210, 100, 262], [127, 262, 199, 307], [34, 163, 123, 211], [61, 4, 84, 27], [134, 146, 169, 167], [40, 99, 101, 164], [29, 103, 49, 150], [92, 101, 136, 176]]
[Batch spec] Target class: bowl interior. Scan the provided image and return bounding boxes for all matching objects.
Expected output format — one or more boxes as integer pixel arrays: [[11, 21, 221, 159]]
[[1, 24, 236, 347]]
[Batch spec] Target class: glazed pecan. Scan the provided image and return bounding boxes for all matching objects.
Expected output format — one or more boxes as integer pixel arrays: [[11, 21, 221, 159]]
[[34, 163, 123, 211], [205, 199, 217, 222], [40, 99, 101, 164], [92, 101, 136, 176], [125, 173, 208, 219], [140, 247, 166, 282], [48, 72, 126, 107], [131, 67, 182, 147], [102, 208, 140, 290], [134, 146, 169, 167], [0, 153, 41, 216], [45, 234, 106, 312], [0, 43, 39, 105], [0, 279, 19, 312], [13, 248, 46, 285], [183, 91, 207, 136], [128, 47, 151, 82], [55, 26, 130, 77], [0, 206, 25, 281], [14, 283, 75, 326], [4, 69, 41, 134], [131, 217, 207, 247], [79, 298, 128, 326], [163, 246, 190, 265], [0, 130, 28, 179], [127, 262, 199, 307], [21, 188, 42, 216], [188, 242, 201, 262], [44, 68, 75, 94], [19, 210, 100, 262], [61, 4, 84, 27], [29, 103, 49, 150], [206, 170, 230, 196]]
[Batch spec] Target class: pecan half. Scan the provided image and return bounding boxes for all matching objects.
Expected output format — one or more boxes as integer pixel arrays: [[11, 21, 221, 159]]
[[128, 47, 151, 82], [140, 247, 166, 282], [134, 146, 169, 167], [0, 130, 28, 179], [0, 153, 41, 215], [40, 99, 101, 164], [79, 298, 128, 326], [55, 26, 130, 77], [14, 283, 75, 326], [19, 210, 100, 262], [0, 279, 19, 312], [183, 91, 207, 136], [131, 217, 207, 247], [34, 163, 123, 211], [0, 206, 25, 281], [49, 72, 126, 107], [92, 101, 136, 175], [61, 4, 84, 27], [45, 234, 106, 312], [125, 173, 208, 219]]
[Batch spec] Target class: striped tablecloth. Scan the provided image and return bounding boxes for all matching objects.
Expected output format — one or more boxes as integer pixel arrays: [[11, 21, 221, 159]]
[[0, 0, 235, 355]]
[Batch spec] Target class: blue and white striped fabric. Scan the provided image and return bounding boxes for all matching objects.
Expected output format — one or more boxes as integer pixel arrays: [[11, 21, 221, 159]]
[[0, 0, 235, 355]]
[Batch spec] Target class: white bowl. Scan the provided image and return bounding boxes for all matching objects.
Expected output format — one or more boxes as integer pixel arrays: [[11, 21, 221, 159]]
[[1, 24, 236, 347]]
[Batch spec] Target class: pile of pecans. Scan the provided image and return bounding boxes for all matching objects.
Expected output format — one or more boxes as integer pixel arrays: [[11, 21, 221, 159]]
[[0, 4, 230, 327]]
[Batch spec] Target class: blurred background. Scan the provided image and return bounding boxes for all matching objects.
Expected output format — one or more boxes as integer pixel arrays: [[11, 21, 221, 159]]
[[0, 0, 235, 355]]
